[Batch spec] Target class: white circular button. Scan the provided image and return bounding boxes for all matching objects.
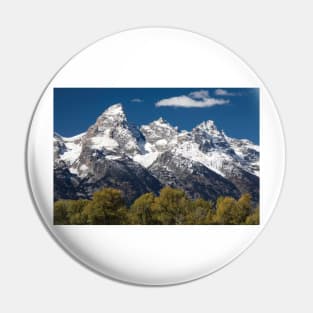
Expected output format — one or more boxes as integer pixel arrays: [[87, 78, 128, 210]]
[[27, 28, 285, 285]]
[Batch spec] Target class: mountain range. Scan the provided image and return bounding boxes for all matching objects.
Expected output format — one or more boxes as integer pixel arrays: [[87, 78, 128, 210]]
[[54, 103, 259, 204]]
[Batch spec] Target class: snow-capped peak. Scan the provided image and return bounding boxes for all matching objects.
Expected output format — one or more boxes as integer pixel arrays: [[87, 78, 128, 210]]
[[89, 103, 128, 135], [61, 132, 86, 142], [141, 118, 178, 144], [53, 132, 84, 168], [97, 103, 126, 122], [73, 103, 145, 169], [55, 103, 259, 179], [53, 132, 63, 141], [148, 117, 176, 129], [196, 120, 218, 132], [155, 117, 167, 124], [104, 103, 124, 114], [54, 104, 260, 204]]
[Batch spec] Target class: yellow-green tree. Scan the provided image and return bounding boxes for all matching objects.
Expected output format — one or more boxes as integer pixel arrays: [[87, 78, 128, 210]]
[[83, 188, 127, 224], [237, 193, 253, 218], [54, 186, 259, 225], [214, 196, 236, 224], [245, 207, 260, 225], [54, 200, 70, 225], [214, 194, 253, 225], [54, 199, 89, 225], [185, 198, 213, 224], [129, 192, 155, 224], [151, 186, 191, 224], [67, 199, 89, 224]]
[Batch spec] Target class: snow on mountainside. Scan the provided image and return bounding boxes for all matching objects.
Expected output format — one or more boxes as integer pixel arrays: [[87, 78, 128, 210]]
[[54, 132, 85, 168], [135, 117, 179, 167], [54, 103, 259, 203], [139, 117, 259, 178], [84, 103, 145, 155]]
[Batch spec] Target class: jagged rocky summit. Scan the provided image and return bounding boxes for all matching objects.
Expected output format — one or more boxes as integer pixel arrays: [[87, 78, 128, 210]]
[[54, 103, 259, 204]]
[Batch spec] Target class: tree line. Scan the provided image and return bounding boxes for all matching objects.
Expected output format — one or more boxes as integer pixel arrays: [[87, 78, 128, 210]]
[[54, 186, 259, 225]]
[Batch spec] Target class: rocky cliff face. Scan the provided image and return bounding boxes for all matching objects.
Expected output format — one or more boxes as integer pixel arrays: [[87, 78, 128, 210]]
[[54, 103, 259, 203]]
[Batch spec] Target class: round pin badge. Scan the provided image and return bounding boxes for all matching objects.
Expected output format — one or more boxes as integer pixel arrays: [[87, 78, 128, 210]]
[[26, 27, 285, 285]]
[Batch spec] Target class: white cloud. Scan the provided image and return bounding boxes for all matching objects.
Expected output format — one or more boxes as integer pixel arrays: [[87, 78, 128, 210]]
[[155, 90, 229, 108], [131, 98, 143, 103], [188, 90, 209, 100], [215, 89, 240, 96]]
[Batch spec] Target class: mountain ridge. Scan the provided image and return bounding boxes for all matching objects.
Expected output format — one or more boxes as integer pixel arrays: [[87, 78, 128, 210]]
[[54, 104, 259, 203]]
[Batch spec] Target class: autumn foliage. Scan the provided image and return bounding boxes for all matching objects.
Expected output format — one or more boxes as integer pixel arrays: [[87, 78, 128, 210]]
[[54, 186, 259, 225]]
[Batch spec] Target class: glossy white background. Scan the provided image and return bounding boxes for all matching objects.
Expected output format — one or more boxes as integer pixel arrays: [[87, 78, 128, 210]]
[[0, 0, 312, 312]]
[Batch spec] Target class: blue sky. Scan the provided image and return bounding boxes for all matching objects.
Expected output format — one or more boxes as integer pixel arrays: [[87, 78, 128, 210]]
[[54, 88, 259, 144]]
